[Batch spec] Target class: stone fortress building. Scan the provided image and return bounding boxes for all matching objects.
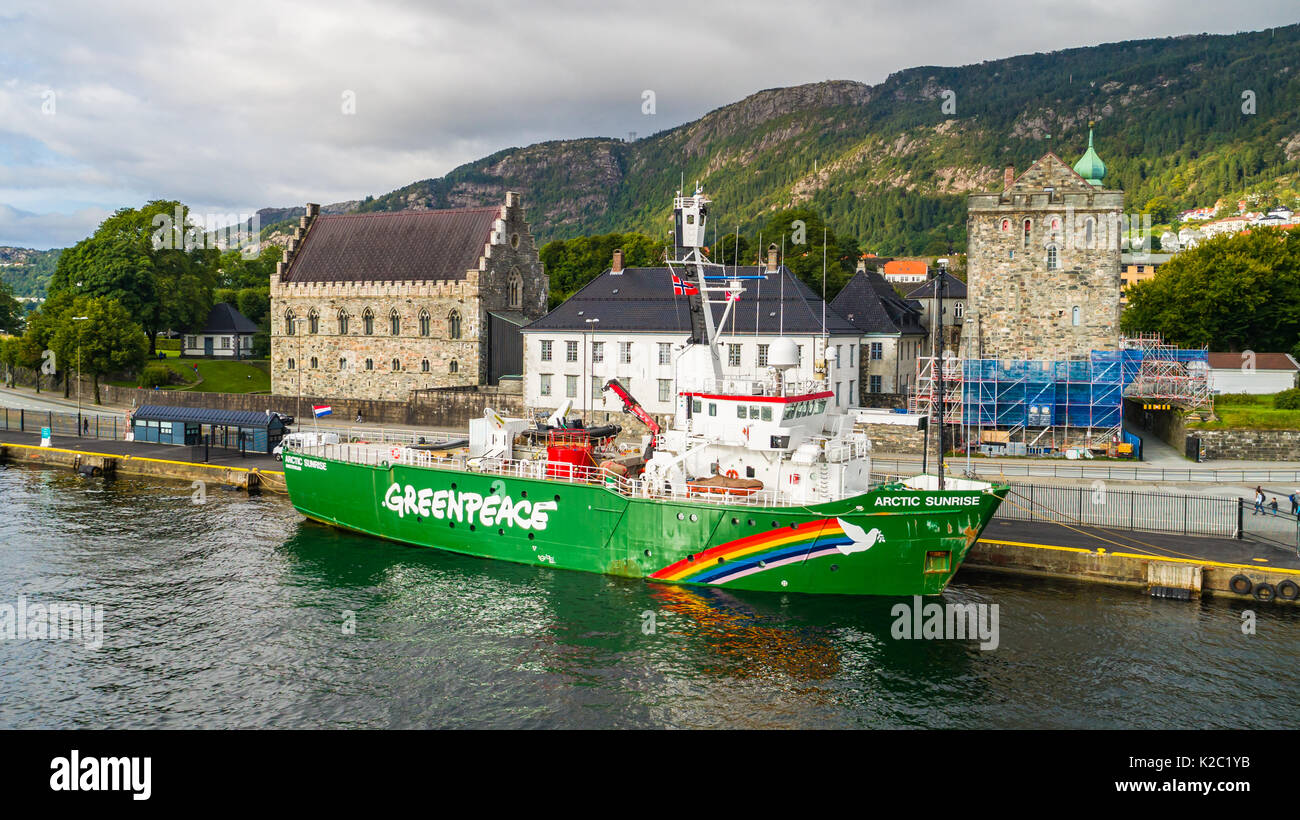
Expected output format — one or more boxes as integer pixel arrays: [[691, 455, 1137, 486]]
[[960, 129, 1123, 361], [270, 193, 548, 402]]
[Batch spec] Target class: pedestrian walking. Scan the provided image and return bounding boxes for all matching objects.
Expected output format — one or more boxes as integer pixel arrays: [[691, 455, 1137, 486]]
[[82, 417, 89, 436], [1290, 491, 1299, 517], [1269, 497, 1280, 516], [1253, 486, 1265, 515]]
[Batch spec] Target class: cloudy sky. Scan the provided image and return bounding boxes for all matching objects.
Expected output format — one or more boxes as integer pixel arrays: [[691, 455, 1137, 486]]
[[1, 1, 1297, 249]]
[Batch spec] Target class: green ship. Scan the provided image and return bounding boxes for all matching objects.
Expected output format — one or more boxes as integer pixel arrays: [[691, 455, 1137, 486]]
[[281, 188, 1007, 596]]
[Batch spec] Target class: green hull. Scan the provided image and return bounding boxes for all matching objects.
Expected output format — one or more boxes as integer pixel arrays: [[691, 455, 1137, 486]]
[[280, 452, 1008, 596]]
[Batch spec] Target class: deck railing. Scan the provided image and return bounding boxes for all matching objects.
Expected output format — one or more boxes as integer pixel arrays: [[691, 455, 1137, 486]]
[[291, 441, 908, 509]]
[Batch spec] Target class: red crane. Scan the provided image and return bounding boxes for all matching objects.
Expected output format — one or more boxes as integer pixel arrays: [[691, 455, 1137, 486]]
[[602, 379, 660, 447]]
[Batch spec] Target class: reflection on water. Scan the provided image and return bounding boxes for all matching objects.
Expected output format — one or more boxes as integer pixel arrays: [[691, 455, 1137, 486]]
[[0, 466, 1297, 729]]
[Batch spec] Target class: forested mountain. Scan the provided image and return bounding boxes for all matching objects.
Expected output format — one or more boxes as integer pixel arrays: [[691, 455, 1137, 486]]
[[13, 24, 1300, 298], [0, 247, 61, 298], [342, 24, 1300, 256]]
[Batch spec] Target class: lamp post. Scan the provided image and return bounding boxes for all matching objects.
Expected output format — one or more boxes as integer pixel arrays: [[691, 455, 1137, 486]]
[[583, 317, 599, 425], [72, 315, 88, 435]]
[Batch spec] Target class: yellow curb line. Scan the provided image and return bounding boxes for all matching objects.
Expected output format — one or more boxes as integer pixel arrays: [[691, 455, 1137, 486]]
[[979, 537, 1300, 575], [3, 441, 285, 476]]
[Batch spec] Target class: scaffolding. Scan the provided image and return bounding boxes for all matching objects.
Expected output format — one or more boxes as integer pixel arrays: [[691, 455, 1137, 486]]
[[909, 335, 1210, 457]]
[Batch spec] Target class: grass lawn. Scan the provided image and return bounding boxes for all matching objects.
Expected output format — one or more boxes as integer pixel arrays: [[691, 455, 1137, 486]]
[[1190, 392, 1300, 429], [110, 358, 271, 393]]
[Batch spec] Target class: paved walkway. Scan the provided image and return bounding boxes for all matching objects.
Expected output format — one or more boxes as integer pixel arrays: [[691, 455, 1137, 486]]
[[982, 518, 1300, 571]]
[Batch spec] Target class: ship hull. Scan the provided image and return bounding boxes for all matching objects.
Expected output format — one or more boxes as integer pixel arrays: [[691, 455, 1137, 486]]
[[280, 452, 1007, 596]]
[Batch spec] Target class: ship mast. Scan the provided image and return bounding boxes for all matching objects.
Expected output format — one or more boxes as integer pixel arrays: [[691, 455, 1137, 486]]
[[667, 185, 745, 384]]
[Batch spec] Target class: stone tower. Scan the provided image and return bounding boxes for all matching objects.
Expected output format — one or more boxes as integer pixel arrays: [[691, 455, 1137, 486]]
[[960, 129, 1123, 361]]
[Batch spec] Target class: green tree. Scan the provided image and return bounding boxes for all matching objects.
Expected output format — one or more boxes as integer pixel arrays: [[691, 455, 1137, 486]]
[[0, 280, 23, 334], [49, 296, 148, 405], [539, 232, 663, 308], [1122, 227, 1300, 351], [0, 336, 19, 386], [48, 201, 218, 355]]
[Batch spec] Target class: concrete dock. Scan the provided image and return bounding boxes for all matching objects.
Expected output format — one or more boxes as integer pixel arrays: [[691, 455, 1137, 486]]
[[0, 430, 281, 489], [970, 518, 1300, 605]]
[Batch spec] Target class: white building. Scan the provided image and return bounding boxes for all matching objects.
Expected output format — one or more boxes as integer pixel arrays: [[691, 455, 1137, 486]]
[[520, 255, 863, 421], [183, 302, 258, 358], [1208, 352, 1299, 395]]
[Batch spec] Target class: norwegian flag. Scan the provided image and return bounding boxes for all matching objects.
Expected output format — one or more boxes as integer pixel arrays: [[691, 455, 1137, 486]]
[[671, 272, 699, 296], [725, 289, 741, 302]]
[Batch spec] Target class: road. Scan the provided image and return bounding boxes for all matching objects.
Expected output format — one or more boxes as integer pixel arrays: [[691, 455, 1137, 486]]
[[0, 386, 126, 417]]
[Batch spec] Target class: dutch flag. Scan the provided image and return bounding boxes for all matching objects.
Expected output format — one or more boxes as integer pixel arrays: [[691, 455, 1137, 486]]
[[312, 405, 332, 418]]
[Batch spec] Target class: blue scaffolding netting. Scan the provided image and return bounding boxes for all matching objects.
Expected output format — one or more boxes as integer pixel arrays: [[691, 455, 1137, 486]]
[[958, 348, 1209, 431]]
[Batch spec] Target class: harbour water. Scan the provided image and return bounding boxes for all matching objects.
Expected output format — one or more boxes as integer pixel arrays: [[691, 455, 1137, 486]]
[[1, 466, 1297, 730]]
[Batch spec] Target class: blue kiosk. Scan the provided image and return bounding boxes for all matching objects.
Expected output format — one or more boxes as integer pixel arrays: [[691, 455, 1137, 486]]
[[130, 405, 289, 455]]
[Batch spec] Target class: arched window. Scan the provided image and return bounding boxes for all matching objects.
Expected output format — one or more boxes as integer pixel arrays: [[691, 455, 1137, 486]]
[[1071, 306, 1081, 326], [421, 359, 430, 372], [287, 357, 296, 370], [339, 358, 347, 371], [1084, 217, 1095, 247], [308, 308, 319, 334], [391, 358, 401, 371], [1000, 218, 1011, 232], [337, 309, 349, 335], [365, 358, 374, 371], [310, 356, 318, 369], [449, 360, 459, 374], [1022, 219, 1031, 248], [285, 309, 296, 335], [389, 308, 400, 335], [508, 272, 523, 309], [1047, 245, 1059, 270], [362, 308, 374, 335], [448, 309, 461, 340], [418, 309, 431, 337]]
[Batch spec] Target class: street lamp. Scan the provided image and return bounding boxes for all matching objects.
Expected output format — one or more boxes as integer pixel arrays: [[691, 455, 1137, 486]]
[[583, 317, 599, 425], [72, 316, 88, 436]]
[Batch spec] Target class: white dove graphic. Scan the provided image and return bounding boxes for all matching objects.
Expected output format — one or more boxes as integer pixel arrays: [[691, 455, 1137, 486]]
[[834, 518, 885, 555]]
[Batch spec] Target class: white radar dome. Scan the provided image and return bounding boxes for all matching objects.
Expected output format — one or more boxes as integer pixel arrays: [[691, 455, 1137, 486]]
[[769, 337, 798, 371]]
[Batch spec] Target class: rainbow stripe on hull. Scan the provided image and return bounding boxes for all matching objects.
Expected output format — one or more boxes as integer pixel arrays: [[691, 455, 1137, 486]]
[[652, 518, 871, 586]]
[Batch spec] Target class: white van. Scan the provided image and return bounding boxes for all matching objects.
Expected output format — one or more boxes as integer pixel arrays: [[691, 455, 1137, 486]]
[[274, 431, 341, 461]]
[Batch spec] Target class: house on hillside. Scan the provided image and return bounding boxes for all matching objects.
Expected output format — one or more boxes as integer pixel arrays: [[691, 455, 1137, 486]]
[[184, 302, 259, 358], [269, 193, 548, 402], [902, 271, 966, 348]]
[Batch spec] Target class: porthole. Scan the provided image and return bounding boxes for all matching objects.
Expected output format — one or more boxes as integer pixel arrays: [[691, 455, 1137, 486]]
[[554, 494, 560, 502], [643, 549, 652, 557], [677, 513, 684, 520], [731, 517, 739, 525], [687, 554, 695, 562], [449, 522, 455, 529], [498, 529, 504, 536], [689, 514, 698, 522], [747, 519, 755, 526], [528, 533, 535, 541]]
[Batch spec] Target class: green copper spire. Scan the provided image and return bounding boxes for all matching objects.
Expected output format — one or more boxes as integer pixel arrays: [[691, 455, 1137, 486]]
[[1073, 124, 1106, 187]]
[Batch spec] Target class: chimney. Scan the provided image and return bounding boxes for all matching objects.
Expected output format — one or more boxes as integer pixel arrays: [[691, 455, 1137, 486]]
[[1003, 165, 1015, 190], [767, 244, 779, 273], [305, 203, 319, 219], [611, 248, 624, 274]]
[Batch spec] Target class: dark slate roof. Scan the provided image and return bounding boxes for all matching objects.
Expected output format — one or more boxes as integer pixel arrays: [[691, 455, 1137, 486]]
[[830, 271, 926, 336], [283, 207, 499, 284], [198, 302, 259, 334], [902, 271, 967, 299], [523, 265, 858, 335], [132, 404, 287, 428]]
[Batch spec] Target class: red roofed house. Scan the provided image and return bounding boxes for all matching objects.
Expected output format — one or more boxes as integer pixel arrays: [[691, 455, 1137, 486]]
[[881, 259, 928, 284], [269, 193, 547, 401]]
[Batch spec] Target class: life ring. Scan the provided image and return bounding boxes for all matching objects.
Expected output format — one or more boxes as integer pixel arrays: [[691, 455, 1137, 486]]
[[1228, 574, 1253, 596], [725, 469, 739, 479], [390, 446, 402, 461], [1253, 583, 1276, 603], [1277, 579, 1300, 601]]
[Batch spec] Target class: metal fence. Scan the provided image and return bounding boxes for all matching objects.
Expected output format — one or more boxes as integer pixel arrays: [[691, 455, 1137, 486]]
[[992, 481, 1240, 537], [1, 407, 128, 440], [871, 456, 1300, 484]]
